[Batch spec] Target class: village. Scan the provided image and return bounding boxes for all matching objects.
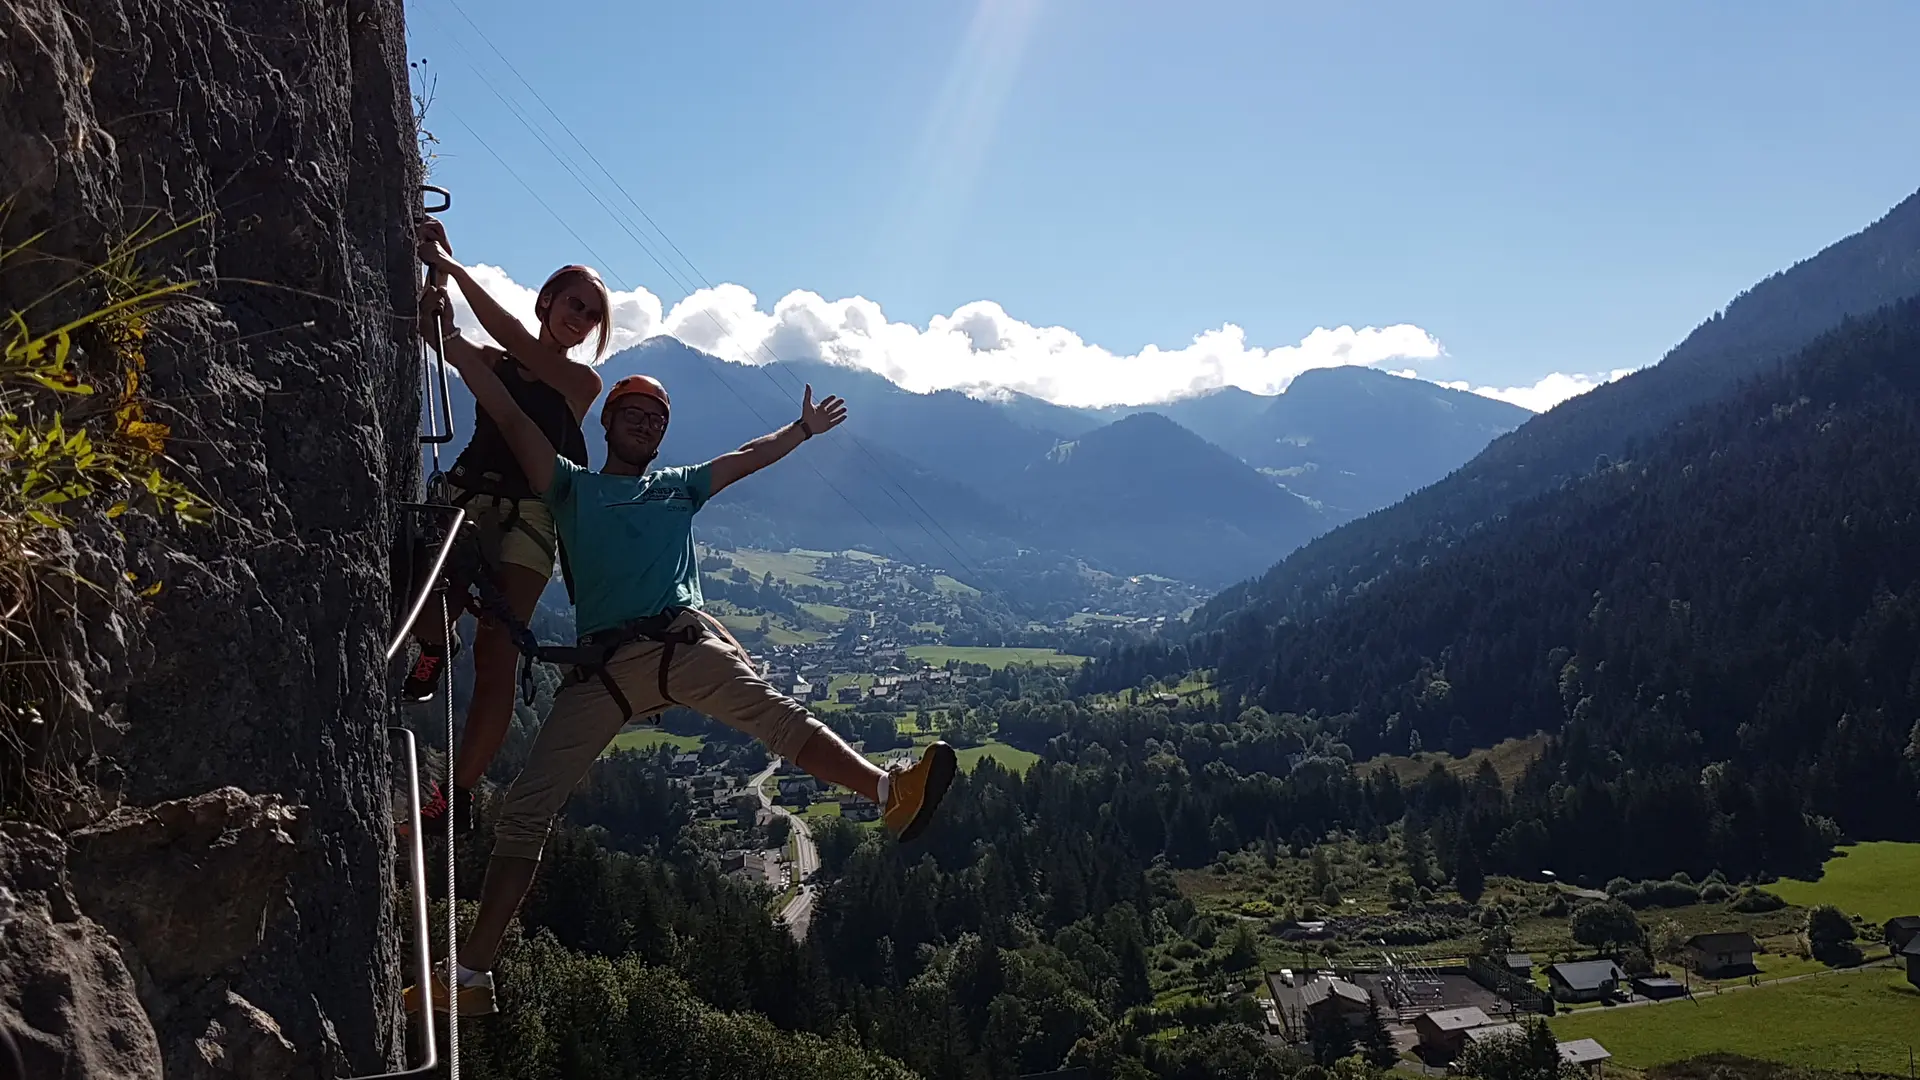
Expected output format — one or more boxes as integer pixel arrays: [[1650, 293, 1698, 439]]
[[1255, 912, 1920, 1073]]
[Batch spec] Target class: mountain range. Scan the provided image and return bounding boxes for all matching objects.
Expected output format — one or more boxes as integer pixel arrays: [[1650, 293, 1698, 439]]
[[437, 335, 1532, 587], [1191, 184, 1920, 630], [1077, 183, 1920, 881]]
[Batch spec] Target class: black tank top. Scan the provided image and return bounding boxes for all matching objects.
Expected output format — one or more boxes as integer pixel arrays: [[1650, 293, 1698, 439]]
[[450, 354, 591, 498]]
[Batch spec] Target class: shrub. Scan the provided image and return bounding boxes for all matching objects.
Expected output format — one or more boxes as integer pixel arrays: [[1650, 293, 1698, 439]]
[[1730, 887, 1787, 914], [1614, 878, 1702, 909]]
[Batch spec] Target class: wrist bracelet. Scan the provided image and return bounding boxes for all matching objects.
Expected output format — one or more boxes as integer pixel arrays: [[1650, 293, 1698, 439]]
[[798, 419, 815, 438]]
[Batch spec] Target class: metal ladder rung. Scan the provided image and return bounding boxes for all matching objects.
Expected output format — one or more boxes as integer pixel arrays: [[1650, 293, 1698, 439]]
[[344, 727, 438, 1079]]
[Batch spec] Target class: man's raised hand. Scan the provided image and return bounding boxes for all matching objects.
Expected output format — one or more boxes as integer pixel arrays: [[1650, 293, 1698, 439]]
[[800, 384, 848, 437]]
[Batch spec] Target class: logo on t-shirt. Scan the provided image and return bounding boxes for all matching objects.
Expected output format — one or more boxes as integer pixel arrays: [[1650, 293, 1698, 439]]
[[604, 474, 696, 510]]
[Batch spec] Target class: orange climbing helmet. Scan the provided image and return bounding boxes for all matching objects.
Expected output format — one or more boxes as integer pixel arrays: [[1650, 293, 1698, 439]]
[[601, 374, 671, 426]]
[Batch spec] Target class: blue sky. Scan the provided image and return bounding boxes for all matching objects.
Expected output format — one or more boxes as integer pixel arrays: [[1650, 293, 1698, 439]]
[[405, 0, 1920, 408]]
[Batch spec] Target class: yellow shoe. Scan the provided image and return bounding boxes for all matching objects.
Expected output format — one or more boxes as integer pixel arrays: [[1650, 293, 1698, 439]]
[[402, 969, 498, 1016], [883, 741, 956, 843]]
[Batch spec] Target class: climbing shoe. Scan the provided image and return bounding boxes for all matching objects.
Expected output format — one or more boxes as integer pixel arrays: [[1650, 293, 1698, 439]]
[[414, 780, 474, 837], [401, 639, 460, 702], [398, 780, 473, 839], [882, 740, 956, 843], [402, 968, 497, 1017]]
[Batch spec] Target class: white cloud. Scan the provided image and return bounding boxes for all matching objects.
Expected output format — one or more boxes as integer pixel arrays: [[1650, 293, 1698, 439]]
[[1429, 368, 1639, 413], [437, 264, 1626, 412]]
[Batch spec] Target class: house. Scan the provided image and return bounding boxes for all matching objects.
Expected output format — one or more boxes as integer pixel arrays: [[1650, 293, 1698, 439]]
[[1884, 915, 1920, 954], [720, 850, 774, 884], [1631, 974, 1687, 1000], [1505, 953, 1534, 978], [1547, 960, 1624, 1003], [1683, 931, 1759, 977], [1558, 1038, 1612, 1074], [1412, 1006, 1494, 1059], [670, 753, 701, 776], [777, 776, 817, 800], [837, 685, 863, 704], [790, 679, 813, 700], [1903, 937, 1920, 990], [842, 796, 881, 822], [1297, 976, 1373, 1030], [1463, 1023, 1524, 1050]]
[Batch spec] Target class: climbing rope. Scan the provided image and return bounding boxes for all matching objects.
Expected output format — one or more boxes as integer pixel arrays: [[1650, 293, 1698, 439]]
[[439, 587, 459, 1080]]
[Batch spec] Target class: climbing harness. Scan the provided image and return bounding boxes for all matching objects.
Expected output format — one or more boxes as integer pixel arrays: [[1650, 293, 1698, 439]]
[[541, 610, 706, 723]]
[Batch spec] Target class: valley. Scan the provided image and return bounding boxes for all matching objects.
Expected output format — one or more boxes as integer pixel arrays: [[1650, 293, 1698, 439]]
[[9, 7, 1918, 1080], [457, 185, 1920, 1080]]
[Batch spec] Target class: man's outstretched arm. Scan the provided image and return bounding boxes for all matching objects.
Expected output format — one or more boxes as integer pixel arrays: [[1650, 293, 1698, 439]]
[[708, 384, 847, 497], [422, 284, 560, 495]]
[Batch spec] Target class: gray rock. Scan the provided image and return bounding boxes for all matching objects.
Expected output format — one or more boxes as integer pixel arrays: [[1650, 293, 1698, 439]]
[[0, 0, 423, 1075], [0, 824, 163, 1080], [69, 788, 309, 985]]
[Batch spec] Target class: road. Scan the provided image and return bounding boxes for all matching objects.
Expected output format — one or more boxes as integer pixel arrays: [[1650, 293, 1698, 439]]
[[751, 760, 820, 941]]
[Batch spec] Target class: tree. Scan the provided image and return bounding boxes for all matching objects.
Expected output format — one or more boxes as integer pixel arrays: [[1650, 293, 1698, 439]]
[[1570, 899, 1640, 953], [1806, 903, 1861, 964], [1452, 1017, 1577, 1080], [1651, 918, 1686, 965], [1104, 904, 1155, 1009], [765, 816, 792, 850], [1404, 827, 1434, 889], [1455, 831, 1486, 904], [1478, 918, 1514, 960], [1311, 846, 1333, 893], [1360, 998, 1397, 1067], [1306, 1008, 1357, 1066], [1224, 920, 1261, 973]]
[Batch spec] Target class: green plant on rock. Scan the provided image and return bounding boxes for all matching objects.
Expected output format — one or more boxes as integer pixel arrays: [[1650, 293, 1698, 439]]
[[0, 212, 214, 815]]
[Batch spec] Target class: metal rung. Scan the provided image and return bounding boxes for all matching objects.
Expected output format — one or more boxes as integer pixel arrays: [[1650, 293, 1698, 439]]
[[386, 505, 467, 663], [418, 188, 456, 448], [344, 727, 439, 1079]]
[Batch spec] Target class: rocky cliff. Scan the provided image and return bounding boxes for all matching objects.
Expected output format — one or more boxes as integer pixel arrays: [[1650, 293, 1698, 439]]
[[0, 1, 422, 1076]]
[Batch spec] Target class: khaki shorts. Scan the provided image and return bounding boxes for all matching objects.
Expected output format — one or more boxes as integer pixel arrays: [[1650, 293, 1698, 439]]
[[448, 483, 557, 578]]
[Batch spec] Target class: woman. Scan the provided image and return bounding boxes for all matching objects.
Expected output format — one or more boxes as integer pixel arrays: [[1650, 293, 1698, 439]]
[[405, 216, 609, 833]]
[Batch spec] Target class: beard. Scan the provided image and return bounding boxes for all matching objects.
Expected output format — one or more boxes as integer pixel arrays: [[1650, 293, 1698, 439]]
[[607, 431, 662, 470]]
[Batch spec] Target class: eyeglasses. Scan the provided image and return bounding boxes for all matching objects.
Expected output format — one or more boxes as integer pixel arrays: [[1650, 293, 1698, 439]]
[[562, 294, 605, 325], [615, 406, 667, 431]]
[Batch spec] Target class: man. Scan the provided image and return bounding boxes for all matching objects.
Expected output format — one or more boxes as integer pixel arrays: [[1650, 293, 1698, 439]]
[[404, 270, 955, 1016]]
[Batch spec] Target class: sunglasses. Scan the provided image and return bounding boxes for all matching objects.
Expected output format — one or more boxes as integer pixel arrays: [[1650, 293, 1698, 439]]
[[557, 293, 605, 325]]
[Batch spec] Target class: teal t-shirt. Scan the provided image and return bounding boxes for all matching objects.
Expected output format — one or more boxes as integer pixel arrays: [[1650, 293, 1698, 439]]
[[541, 456, 712, 638]]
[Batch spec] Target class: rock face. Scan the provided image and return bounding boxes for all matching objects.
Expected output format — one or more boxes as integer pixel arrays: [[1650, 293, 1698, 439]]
[[0, 0, 421, 1076], [0, 824, 163, 1080], [68, 789, 309, 985]]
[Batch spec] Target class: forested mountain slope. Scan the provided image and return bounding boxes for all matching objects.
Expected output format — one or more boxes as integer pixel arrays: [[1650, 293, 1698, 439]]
[[1088, 295, 1920, 879], [1193, 186, 1920, 631]]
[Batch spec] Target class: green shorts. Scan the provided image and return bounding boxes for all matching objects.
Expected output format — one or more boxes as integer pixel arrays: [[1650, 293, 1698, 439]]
[[448, 483, 558, 578]]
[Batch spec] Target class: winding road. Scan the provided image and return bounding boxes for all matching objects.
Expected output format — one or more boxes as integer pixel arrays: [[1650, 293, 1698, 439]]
[[752, 760, 820, 941]]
